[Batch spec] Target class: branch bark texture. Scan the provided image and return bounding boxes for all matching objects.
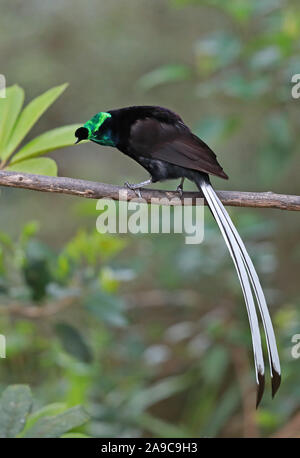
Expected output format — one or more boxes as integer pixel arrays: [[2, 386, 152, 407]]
[[0, 171, 299, 211]]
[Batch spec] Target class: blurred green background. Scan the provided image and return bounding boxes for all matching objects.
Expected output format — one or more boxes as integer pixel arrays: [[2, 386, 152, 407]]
[[0, 0, 299, 438]]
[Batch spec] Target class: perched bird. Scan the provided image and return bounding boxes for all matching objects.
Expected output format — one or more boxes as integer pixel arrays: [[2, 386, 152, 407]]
[[75, 106, 281, 406]]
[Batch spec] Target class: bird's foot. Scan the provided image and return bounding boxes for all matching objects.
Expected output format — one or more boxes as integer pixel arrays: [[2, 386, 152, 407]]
[[124, 178, 152, 199], [176, 178, 185, 198], [176, 184, 183, 198], [124, 181, 142, 199]]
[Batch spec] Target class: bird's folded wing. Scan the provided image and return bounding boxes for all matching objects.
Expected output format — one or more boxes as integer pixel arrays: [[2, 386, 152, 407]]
[[130, 118, 228, 179]]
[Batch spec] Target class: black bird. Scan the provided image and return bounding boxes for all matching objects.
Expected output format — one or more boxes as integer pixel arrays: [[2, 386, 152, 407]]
[[75, 105, 281, 406]]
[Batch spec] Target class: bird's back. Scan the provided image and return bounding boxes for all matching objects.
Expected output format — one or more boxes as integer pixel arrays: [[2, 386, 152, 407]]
[[109, 105, 228, 180]]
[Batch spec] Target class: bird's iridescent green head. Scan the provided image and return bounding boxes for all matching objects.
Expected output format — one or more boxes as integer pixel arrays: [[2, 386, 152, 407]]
[[75, 112, 115, 147]]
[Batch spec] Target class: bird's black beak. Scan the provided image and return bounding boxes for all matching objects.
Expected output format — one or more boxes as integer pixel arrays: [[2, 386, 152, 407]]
[[75, 138, 81, 144]]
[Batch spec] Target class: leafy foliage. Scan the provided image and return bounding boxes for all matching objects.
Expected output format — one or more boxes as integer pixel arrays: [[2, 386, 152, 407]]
[[0, 385, 32, 438], [137, 65, 191, 91], [0, 84, 80, 175], [0, 0, 299, 439], [141, 0, 300, 186], [0, 385, 88, 438], [0, 219, 298, 438], [23, 405, 89, 438]]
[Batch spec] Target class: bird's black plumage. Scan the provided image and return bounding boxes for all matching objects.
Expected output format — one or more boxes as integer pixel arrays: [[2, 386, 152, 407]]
[[75, 105, 281, 406], [110, 106, 228, 181]]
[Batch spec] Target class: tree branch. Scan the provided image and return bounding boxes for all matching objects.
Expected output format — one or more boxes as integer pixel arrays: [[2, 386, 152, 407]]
[[0, 170, 299, 210], [0, 296, 77, 318]]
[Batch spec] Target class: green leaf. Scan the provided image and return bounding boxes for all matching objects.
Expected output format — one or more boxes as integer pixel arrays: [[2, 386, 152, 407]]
[[137, 65, 191, 91], [139, 413, 190, 438], [201, 346, 229, 384], [24, 406, 89, 438], [201, 385, 240, 437], [84, 291, 127, 327], [61, 432, 90, 438], [0, 85, 24, 155], [195, 32, 241, 76], [7, 157, 58, 176], [10, 124, 81, 165], [2, 83, 68, 160], [21, 221, 40, 241], [256, 408, 281, 431], [223, 0, 255, 23], [249, 46, 281, 70], [221, 72, 269, 99], [99, 267, 120, 293], [55, 323, 93, 363], [0, 385, 33, 438], [19, 403, 67, 437], [126, 375, 190, 414]]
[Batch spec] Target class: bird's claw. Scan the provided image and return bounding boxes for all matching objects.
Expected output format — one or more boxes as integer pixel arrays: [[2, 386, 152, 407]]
[[176, 184, 183, 198], [176, 178, 185, 198], [124, 181, 142, 199]]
